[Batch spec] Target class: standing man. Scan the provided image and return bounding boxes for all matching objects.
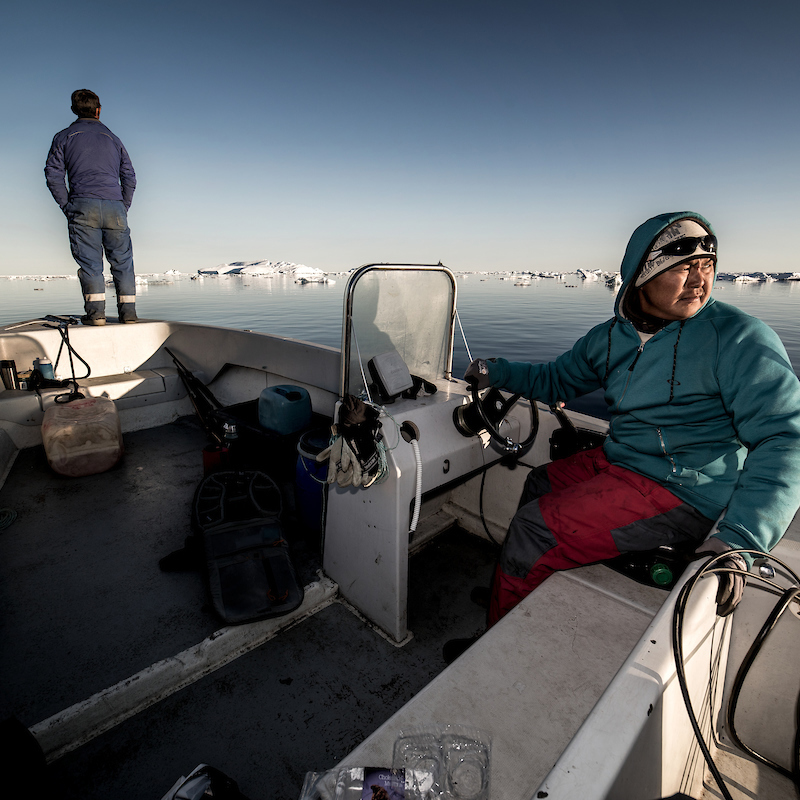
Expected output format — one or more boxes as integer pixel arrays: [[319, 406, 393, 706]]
[[445, 211, 800, 662], [45, 89, 137, 325]]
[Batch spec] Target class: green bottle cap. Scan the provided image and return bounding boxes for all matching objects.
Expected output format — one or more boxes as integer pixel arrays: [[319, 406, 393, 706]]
[[650, 562, 673, 586]]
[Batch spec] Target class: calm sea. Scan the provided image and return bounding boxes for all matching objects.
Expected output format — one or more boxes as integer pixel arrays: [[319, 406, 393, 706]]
[[2, 273, 799, 416]]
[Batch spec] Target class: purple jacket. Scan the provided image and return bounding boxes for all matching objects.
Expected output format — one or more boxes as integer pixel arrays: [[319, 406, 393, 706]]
[[45, 118, 136, 210]]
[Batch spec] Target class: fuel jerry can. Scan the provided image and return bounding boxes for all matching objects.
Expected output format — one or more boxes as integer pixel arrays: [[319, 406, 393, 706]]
[[257, 385, 311, 436], [41, 396, 124, 477]]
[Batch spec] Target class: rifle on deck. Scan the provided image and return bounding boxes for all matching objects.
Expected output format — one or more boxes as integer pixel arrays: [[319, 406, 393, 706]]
[[165, 347, 223, 442]]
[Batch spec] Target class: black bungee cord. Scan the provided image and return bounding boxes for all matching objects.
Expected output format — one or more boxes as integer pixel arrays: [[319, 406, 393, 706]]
[[672, 550, 800, 800], [726, 584, 800, 785], [41, 315, 91, 403]]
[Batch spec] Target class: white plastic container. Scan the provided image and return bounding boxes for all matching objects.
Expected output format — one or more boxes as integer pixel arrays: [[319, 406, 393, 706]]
[[41, 396, 124, 477]]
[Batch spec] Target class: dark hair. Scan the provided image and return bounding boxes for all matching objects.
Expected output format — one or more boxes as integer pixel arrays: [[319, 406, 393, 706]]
[[71, 89, 101, 118]]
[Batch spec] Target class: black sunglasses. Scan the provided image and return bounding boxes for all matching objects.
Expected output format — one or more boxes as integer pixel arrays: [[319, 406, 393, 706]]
[[657, 235, 717, 257]]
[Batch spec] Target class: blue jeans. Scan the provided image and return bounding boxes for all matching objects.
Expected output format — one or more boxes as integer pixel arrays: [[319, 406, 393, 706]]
[[66, 198, 136, 320]]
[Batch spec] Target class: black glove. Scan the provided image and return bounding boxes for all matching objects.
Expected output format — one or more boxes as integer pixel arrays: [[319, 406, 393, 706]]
[[695, 537, 748, 617], [464, 359, 493, 390]]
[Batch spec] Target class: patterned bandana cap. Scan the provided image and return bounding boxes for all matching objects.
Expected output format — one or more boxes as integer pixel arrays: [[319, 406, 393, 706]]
[[635, 218, 717, 287]]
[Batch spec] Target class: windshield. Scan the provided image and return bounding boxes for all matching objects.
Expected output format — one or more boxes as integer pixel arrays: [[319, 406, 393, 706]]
[[341, 264, 456, 399]]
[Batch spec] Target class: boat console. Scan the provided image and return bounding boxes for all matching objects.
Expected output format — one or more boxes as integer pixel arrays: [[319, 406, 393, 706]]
[[321, 264, 542, 642]]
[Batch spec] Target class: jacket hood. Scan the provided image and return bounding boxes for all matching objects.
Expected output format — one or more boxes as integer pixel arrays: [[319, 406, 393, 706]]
[[615, 211, 716, 320]]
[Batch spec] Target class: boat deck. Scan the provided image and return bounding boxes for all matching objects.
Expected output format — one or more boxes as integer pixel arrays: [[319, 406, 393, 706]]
[[1, 417, 214, 724], [0, 416, 500, 799], [5, 409, 795, 800]]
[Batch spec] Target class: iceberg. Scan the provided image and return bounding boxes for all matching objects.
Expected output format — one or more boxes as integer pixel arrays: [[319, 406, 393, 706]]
[[197, 260, 326, 279], [577, 269, 601, 281]]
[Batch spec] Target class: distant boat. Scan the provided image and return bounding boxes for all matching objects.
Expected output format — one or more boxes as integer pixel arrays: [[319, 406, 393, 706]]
[[295, 274, 336, 284]]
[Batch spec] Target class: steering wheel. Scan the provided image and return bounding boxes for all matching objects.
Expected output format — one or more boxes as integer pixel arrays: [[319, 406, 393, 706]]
[[469, 382, 539, 455]]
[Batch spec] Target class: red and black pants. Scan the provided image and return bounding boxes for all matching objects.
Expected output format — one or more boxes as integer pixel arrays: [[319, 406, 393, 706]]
[[488, 447, 714, 626]]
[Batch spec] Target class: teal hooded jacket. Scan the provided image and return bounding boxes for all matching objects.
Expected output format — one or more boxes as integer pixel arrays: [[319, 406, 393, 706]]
[[485, 212, 800, 556]]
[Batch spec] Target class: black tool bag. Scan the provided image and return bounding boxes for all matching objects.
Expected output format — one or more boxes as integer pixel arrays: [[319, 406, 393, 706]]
[[191, 471, 304, 625]]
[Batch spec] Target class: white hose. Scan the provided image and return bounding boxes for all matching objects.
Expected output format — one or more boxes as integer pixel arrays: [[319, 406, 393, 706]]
[[409, 438, 423, 533]]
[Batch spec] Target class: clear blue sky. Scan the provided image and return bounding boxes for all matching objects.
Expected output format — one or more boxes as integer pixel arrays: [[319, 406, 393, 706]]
[[2, 1, 798, 276]]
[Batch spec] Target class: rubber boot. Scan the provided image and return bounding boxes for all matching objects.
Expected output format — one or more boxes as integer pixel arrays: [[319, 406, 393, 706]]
[[82, 297, 106, 326], [117, 299, 138, 324]]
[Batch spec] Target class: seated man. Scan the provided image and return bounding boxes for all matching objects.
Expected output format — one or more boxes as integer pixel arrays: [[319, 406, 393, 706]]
[[446, 211, 800, 663]]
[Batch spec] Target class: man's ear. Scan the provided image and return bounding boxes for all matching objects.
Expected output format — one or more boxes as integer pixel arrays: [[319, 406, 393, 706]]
[[94, 106, 101, 119]]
